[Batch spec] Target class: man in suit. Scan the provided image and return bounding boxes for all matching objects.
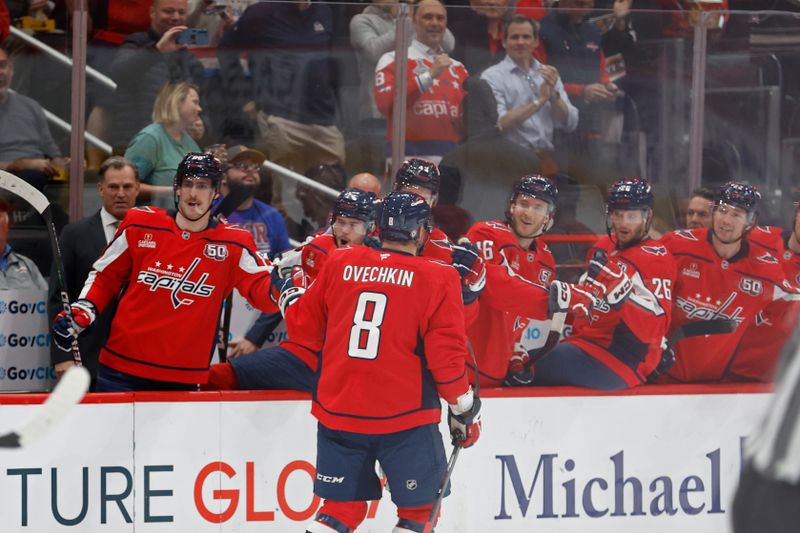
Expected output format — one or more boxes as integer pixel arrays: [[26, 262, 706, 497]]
[[48, 156, 140, 387]]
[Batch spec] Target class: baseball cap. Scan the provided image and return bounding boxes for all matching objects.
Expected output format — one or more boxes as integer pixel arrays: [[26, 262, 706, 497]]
[[227, 145, 267, 167]]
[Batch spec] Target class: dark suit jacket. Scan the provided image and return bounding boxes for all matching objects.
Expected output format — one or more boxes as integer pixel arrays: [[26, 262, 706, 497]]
[[48, 211, 118, 386]]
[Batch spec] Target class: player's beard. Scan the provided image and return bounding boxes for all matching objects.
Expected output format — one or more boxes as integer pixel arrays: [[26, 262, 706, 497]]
[[510, 215, 545, 241]]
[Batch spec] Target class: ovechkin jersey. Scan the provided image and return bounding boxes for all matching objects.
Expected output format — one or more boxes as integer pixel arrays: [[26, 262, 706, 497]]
[[660, 228, 797, 383], [733, 226, 800, 381], [465, 220, 555, 386], [281, 227, 478, 372], [80, 206, 278, 384], [285, 245, 471, 434], [566, 235, 676, 387]]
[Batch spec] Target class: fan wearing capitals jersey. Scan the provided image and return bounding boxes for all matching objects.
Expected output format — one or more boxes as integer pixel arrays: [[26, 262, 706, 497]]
[[280, 192, 480, 533], [206, 188, 380, 392], [465, 175, 559, 386], [736, 206, 800, 382], [52, 153, 279, 392], [374, 0, 468, 159], [660, 182, 799, 383], [533, 178, 676, 389]]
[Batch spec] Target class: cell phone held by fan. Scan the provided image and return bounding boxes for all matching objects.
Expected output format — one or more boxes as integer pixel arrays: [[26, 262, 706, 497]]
[[176, 28, 209, 46]]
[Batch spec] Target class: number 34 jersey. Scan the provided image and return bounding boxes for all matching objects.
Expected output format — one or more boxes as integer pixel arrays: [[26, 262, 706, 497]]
[[285, 246, 471, 435], [660, 228, 797, 383]]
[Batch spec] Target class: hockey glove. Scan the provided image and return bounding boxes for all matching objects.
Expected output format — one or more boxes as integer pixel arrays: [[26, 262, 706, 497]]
[[452, 239, 486, 305], [52, 300, 96, 353], [274, 247, 303, 279], [548, 281, 598, 319], [586, 250, 632, 308], [448, 387, 482, 448], [504, 344, 534, 386], [363, 235, 382, 249]]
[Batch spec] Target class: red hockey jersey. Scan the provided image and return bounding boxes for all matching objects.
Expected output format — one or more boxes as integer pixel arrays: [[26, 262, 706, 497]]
[[301, 231, 337, 282], [374, 40, 468, 155], [566, 236, 676, 387], [81, 207, 278, 384], [465, 221, 554, 386], [733, 226, 800, 381], [660, 228, 797, 383], [285, 246, 471, 434]]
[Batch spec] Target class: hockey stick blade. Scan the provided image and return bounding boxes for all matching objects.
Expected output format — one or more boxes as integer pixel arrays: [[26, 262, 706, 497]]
[[669, 318, 737, 345], [423, 444, 462, 533], [0, 366, 90, 448]]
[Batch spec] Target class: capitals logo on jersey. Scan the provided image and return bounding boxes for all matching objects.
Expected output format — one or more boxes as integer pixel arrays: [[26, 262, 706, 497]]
[[136, 257, 216, 309], [642, 245, 668, 256]]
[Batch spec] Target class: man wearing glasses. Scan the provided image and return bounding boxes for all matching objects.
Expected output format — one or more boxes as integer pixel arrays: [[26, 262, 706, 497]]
[[219, 145, 291, 261]]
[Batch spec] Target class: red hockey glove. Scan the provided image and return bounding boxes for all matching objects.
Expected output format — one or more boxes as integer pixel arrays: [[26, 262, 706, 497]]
[[448, 388, 482, 448], [504, 344, 534, 386], [452, 239, 486, 305], [586, 250, 632, 308], [52, 300, 96, 353]]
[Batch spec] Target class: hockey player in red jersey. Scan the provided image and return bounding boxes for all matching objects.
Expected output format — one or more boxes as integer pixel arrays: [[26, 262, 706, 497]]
[[393, 158, 487, 313], [465, 175, 558, 386], [660, 182, 798, 383], [533, 178, 676, 389], [206, 188, 380, 391], [278, 192, 480, 533], [734, 204, 800, 381], [52, 153, 279, 392]]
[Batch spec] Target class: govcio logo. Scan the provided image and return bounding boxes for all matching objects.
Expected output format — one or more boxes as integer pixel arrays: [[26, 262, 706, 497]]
[[0, 300, 47, 314], [0, 334, 50, 348], [0, 366, 56, 380]]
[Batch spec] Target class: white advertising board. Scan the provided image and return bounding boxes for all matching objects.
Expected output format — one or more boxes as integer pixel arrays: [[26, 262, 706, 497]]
[[0, 289, 56, 391], [0, 390, 770, 532]]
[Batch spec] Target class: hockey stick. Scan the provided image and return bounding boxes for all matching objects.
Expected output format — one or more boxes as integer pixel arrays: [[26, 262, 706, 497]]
[[423, 342, 481, 532], [211, 183, 253, 363], [0, 366, 90, 448], [423, 444, 462, 533], [0, 170, 82, 365], [668, 318, 736, 344], [520, 310, 568, 373]]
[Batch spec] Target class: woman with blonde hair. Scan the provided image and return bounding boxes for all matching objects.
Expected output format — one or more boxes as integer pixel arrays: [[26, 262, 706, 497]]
[[124, 81, 203, 206]]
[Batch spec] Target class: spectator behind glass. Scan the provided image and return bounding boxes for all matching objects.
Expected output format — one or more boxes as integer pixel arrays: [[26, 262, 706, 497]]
[[374, 0, 469, 163], [0, 201, 47, 290], [217, 0, 345, 225], [0, 43, 68, 191], [289, 163, 347, 242], [124, 81, 202, 207], [348, 172, 383, 197], [684, 187, 714, 229], [0, 2, 9, 43], [47, 156, 141, 387], [450, 0, 510, 76], [349, 0, 455, 176], [218, 145, 291, 260], [481, 15, 578, 166], [538, 0, 624, 180], [105, 0, 205, 150]]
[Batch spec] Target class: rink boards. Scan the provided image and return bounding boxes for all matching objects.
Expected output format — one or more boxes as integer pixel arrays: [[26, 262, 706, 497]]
[[0, 384, 771, 532]]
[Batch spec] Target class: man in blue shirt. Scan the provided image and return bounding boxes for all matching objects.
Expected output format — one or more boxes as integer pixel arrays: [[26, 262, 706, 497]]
[[480, 15, 578, 155], [220, 145, 291, 260]]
